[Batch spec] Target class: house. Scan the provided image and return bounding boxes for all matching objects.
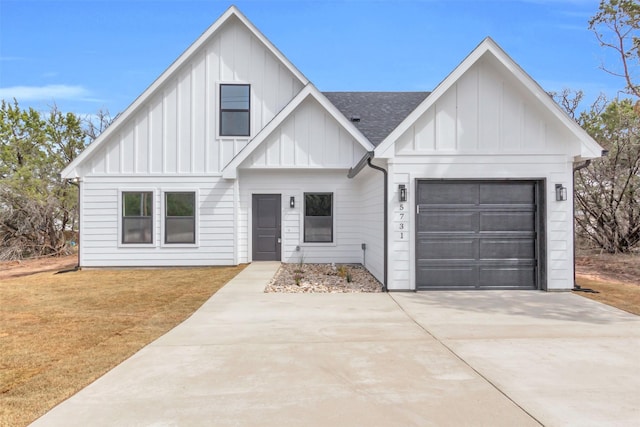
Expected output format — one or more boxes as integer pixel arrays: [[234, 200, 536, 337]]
[[61, 6, 604, 291]]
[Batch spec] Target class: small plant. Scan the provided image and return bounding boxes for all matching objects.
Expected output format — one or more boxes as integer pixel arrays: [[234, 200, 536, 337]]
[[294, 253, 305, 274], [293, 252, 305, 286], [346, 271, 352, 283], [294, 272, 303, 286], [337, 265, 347, 278]]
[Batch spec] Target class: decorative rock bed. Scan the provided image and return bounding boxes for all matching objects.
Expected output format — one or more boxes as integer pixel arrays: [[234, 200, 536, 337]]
[[265, 263, 383, 293]]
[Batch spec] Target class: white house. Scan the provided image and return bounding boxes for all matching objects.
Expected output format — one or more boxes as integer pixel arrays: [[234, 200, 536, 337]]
[[61, 6, 603, 291]]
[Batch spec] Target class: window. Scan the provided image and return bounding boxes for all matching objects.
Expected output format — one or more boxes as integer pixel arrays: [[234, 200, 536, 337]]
[[122, 192, 153, 244], [304, 193, 333, 243], [165, 192, 195, 244], [220, 84, 250, 136]]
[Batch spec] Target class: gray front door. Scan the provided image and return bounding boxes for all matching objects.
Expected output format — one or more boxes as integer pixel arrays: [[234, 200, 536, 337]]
[[252, 194, 281, 261], [416, 180, 540, 290]]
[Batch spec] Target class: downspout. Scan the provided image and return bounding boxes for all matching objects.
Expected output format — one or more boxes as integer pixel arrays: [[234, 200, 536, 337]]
[[571, 158, 593, 291], [68, 179, 81, 270], [366, 158, 388, 292]]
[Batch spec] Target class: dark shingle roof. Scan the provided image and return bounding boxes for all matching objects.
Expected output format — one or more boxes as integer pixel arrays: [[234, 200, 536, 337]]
[[323, 92, 430, 146]]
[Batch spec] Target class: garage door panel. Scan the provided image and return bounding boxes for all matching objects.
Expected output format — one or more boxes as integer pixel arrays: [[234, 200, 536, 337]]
[[418, 182, 478, 205], [417, 239, 476, 260], [416, 180, 540, 290], [479, 239, 535, 259], [417, 265, 477, 289], [480, 211, 535, 232], [480, 182, 535, 204], [418, 211, 477, 232], [479, 266, 536, 289]]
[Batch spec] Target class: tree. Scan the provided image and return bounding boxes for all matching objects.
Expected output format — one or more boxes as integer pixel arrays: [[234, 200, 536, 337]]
[[83, 108, 113, 143], [575, 98, 640, 252], [590, 0, 640, 97], [0, 100, 85, 260]]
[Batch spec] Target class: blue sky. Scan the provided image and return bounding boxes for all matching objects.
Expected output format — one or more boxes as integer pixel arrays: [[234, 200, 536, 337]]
[[0, 0, 623, 118]]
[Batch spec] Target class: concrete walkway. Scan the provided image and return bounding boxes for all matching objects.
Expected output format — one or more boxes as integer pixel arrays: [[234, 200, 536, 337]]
[[32, 263, 640, 426]]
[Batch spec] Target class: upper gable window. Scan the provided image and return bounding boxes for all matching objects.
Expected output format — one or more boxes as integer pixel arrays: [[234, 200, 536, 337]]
[[220, 84, 250, 137]]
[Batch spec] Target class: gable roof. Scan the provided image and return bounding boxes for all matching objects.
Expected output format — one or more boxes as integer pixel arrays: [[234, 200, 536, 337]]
[[323, 92, 430, 146], [221, 84, 375, 179], [61, 5, 309, 179], [373, 37, 604, 161]]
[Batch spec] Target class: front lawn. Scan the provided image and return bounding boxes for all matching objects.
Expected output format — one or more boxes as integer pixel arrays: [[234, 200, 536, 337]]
[[0, 264, 245, 426]]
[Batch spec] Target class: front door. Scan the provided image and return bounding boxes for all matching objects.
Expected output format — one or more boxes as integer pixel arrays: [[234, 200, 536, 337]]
[[252, 194, 281, 261]]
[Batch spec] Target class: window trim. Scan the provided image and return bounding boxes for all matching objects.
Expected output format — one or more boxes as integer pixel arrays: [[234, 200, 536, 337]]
[[119, 189, 156, 247], [161, 190, 198, 247], [219, 83, 251, 137], [303, 192, 334, 244]]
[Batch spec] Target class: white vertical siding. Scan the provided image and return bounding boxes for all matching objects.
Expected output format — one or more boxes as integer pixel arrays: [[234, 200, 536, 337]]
[[396, 57, 577, 156], [84, 17, 304, 177], [246, 98, 367, 169]]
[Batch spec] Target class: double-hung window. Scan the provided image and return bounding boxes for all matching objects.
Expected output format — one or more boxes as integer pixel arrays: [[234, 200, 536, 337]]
[[165, 192, 196, 244], [304, 193, 333, 243], [220, 84, 250, 137], [122, 192, 153, 244]]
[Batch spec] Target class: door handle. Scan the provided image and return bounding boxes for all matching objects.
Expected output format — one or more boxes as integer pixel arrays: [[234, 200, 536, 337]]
[[277, 237, 281, 244]]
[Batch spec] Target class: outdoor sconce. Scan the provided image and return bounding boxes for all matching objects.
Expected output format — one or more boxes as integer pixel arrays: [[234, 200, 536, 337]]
[[399, 184, 407, 202], [555, 184, 567, 201], [290, 196, 295, 208]]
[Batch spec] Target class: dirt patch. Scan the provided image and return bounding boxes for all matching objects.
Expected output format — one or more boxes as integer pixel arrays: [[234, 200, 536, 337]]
[[266, 263, 383, 293], [0, 254, 77, 281], [575, 253, 640, 287]]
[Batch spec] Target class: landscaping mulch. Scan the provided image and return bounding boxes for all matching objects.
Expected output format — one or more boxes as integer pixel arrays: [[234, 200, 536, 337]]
[[266, 263, 383, 293]]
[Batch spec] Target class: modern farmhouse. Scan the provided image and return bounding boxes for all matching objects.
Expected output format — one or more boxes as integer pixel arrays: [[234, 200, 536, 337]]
[[61, 6, 604, 291]]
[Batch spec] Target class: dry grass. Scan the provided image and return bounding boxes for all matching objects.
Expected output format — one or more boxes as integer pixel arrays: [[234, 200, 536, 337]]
[[575, 275, 640, 316], [0, 265, 246, 427], [575, 252, 640, 316]]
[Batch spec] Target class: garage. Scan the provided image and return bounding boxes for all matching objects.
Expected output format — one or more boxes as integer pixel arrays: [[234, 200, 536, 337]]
[[416, 180, 543, 290]]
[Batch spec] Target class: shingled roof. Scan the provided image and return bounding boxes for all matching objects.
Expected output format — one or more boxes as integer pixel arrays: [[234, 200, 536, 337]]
[[323, 92, 430, 146]]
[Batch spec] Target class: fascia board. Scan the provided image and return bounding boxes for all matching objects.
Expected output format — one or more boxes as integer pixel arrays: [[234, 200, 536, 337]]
[[62, 5, 309, 179]]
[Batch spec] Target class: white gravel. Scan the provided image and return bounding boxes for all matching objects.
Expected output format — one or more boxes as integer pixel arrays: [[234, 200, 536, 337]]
[[265, 263, 383, 293]]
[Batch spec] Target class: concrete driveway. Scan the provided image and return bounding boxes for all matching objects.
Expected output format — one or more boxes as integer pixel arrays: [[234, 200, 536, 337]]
[[32, 263, 640, 426]]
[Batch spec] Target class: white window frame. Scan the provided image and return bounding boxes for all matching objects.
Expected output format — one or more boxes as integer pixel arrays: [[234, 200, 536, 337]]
[[217, 82, 251, 138], [302, 192, 335, 245], [161, 190, 199, 247], [118, 188, 157, 248]]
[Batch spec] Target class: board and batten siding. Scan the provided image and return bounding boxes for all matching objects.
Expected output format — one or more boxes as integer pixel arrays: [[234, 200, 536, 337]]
[[395, 56, 580, 157], [385, 55, 581, 291], [244, 97, 366, 169], [79, 16, 304, 177], [238, 170, 375, 267], [79, 176, 235, 267]]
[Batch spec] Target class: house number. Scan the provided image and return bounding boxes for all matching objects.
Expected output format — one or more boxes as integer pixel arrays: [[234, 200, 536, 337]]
[[395, 203, 408, 241]]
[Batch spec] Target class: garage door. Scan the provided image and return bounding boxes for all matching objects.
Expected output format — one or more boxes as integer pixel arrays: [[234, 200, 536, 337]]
[[416, 180, 540, 290]]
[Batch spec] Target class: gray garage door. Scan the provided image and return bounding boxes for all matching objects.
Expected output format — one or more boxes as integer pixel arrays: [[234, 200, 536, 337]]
[[416, 180, 540, 290]]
